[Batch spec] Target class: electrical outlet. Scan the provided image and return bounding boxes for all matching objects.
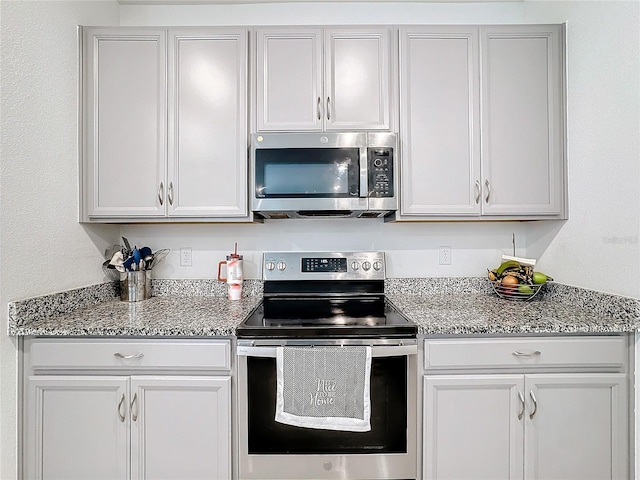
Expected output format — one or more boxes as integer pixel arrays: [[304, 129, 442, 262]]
[[439, 246, 451, 265], [180, 247, 192, 267]]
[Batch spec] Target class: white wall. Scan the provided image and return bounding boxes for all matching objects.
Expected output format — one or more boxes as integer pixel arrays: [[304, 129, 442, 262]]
[[122, 221, 529, 279], [119, 1, 525, 26], [0, 2, 121, 478], [523, 1, 640, 299]]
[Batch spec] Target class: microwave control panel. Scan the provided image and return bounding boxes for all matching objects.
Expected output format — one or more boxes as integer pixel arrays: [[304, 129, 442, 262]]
[[368, 148, 394, 197]]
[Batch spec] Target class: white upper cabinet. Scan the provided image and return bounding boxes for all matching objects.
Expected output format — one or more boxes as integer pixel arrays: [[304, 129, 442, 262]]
[[82, 27, 249, 221], [84, 28, 167, 218], [168, 29, 248, 217], [480, 25, 564, 216], [398, 24, 565, 220], [255, 27, 392, 132], [400, 27, 481, 216]]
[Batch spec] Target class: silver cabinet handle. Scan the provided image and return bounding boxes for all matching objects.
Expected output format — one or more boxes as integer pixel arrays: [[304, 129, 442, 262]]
[[475, 180, 481, 204], [529, 391, 538, 419], [518, 390, 525, 420], [168, 181, 174, 206], [158, 182, 164, 206], [130, 392, 138, 422], [326, 96, 331, 120], [512, 351, 541, 357], [484, 179, 491, 203], [317, 97, 322, 120], [117, 393, 126, 422], [114, 352, 144, 360]]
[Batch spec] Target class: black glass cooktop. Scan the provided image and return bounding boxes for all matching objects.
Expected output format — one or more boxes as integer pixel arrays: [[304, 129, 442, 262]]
[[237, 296, 417, 339]]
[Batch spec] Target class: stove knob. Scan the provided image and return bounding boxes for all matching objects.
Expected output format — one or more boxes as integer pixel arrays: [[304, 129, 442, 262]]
[[362, 261, 371, 271], [351, 261, 360, 271], [276, 261, 286, 271], [373, 261, 383, 271], [265, 261, 276, 271]]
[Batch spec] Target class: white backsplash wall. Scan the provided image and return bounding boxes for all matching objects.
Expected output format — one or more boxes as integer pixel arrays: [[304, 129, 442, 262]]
[[121, 221, 529, 280]]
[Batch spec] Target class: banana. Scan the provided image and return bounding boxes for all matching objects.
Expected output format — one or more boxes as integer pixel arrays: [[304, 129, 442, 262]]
[[495, 260, 521, 277], [487, 269, 497, 281]]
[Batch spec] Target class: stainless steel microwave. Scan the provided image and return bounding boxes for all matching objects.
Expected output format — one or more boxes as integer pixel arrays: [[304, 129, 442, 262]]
[[250, 132, 397, 219]]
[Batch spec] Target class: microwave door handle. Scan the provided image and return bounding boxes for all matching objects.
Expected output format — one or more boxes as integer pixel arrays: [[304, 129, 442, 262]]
[[360, 148, 369, 197]]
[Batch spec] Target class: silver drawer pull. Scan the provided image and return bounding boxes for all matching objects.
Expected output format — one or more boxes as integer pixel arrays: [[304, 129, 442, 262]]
[[117, 393, 126, 422], [114, 352, 144, 360], [517, 390, 525, 420], [512, 350, 541, 357]]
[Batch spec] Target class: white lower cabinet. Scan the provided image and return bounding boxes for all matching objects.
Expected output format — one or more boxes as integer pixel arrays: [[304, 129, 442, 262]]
[[23, 339, 232, 480], [423, 337, 630, 480]]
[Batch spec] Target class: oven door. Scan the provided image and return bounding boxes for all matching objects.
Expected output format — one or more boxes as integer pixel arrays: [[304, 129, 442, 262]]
[[237, 340, 418, 480]]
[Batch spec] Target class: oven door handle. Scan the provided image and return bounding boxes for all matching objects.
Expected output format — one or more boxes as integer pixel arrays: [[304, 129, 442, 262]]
[[237, 344, 417, 358]]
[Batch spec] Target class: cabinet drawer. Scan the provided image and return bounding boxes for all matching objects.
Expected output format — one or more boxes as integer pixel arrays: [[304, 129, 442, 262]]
[[28, 339, 231, 371], [424, 336, 627, 370]]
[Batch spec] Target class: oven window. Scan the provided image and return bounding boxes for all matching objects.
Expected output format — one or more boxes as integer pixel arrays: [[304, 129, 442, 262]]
[[247, 356, 407, 454], [255, 148, 359, 198]]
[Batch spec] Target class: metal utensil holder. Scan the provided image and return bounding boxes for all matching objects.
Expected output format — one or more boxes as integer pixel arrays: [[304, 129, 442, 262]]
[[120, 271, 151, 302]]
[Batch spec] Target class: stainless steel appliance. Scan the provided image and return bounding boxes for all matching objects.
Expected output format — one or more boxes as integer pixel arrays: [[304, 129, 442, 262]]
[[236, 252, 418, 480], [250, 133, 397, 219]]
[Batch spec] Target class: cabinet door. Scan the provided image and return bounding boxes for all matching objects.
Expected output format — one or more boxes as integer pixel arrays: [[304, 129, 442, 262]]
[[25, 376, 129, 480], [325, 28, 391, 131], [524, 374, 628, 480], [480, 25, 564, 216], [399, 27, 481, 216], [168, 29, 248, 217], [424, 375, 525, 480], [84, 28, 167, 218], [130, 376, 231, 480], [256, 29, 323, 131]]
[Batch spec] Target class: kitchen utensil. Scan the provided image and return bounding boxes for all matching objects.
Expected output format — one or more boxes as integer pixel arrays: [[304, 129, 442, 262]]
[[133, 248, 141, 269], [109, 251, 126, 273], [148, 248, 169, 269], [104, 244, 123, 261], [122, 236, 132, 254], [123, 256, 135, 271], [102, 260, 121, 282]]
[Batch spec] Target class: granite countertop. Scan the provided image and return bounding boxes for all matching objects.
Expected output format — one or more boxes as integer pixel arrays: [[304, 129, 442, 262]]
[[8, 278, 640, 337], [387, 293, 637, 335]]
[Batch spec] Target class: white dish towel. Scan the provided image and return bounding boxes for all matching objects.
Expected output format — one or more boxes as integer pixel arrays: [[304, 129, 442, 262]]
[[275, 346, 372, 432]]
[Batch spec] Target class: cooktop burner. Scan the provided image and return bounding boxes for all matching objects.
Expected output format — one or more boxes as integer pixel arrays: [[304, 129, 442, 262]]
[[237, 297, 415, 338], [236, 251, 416, 339]]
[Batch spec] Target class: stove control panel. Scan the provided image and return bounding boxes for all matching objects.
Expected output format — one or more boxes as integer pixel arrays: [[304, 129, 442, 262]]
[[263, 251, 386, 281]]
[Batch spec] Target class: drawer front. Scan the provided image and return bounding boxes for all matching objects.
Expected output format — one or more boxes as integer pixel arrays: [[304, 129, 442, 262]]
[[424, 336, 627, 370], [29, 339, 231, 371]]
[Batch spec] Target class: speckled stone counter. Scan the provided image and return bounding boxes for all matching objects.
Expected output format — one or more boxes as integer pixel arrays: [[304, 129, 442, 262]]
[[385, 278, 640, 335], [8, 280, 262, 337], [8, 278, 639, 337]]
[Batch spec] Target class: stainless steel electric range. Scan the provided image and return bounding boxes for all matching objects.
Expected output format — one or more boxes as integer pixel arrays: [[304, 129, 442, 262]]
[[236, 251, 418, 480]]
